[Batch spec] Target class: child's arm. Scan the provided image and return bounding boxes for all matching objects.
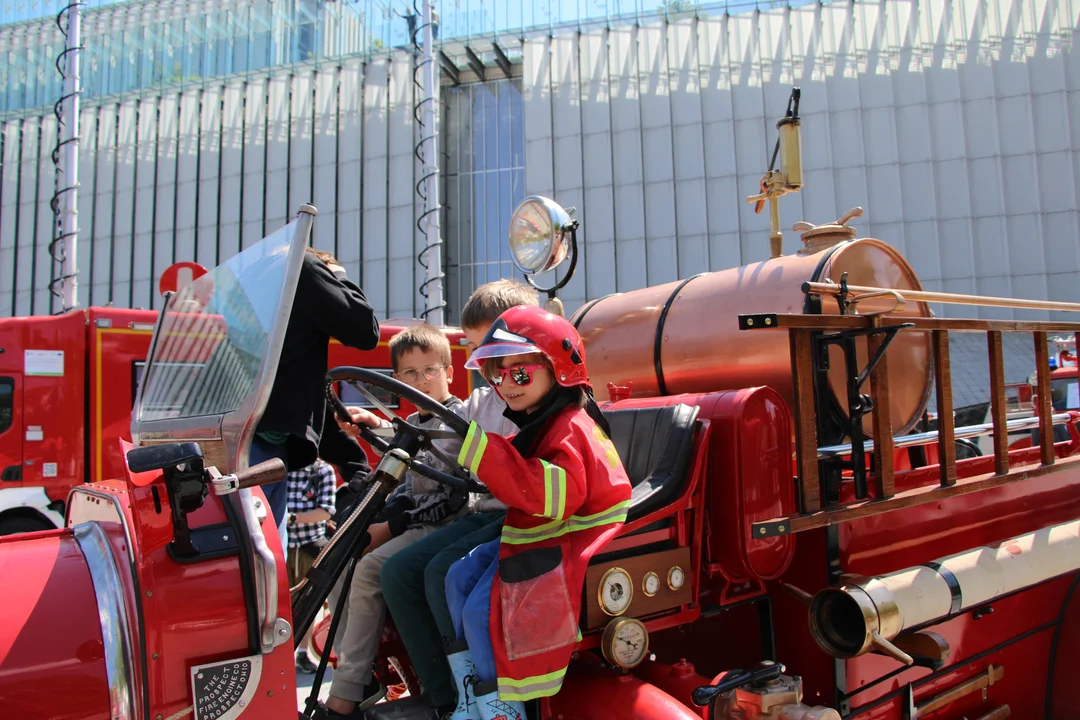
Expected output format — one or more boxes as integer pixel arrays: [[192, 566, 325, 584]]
[[456, 421, 587, 522], [315, 462, 338, 517]]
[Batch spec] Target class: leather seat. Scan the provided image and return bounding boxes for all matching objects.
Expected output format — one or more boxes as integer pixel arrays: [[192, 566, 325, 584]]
[[602, 403, 699, 522]]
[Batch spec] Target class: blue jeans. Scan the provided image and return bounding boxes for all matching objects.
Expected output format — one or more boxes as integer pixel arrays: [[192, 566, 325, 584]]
[[445, 538, 501, 683], [250, 435, 289, 551]]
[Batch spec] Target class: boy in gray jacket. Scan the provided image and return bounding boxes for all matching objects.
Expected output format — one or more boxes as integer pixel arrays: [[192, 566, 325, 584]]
[[380, 280, 539, 719], [323, 324, 470, 717]]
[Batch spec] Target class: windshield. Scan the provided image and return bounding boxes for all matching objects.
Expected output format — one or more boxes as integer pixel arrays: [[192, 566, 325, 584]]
[[1052, 376, 1079, 411], [137, 223, 297, 422]]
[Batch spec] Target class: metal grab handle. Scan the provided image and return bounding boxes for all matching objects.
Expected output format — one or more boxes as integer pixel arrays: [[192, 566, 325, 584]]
[[236, 487, 289, 654], [211, 458, 287, 495]]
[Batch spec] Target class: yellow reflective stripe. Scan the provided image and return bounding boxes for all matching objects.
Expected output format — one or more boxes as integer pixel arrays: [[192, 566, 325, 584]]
[[553, 464, 566, 520], [470, 431, 488, 475], [497, 666, 568, 701], [568, 499, 629, 531], [456, 423, 478, 466], [500, 499, 630, 545], [457, 422, 488, 475], [541, 461, 553, 518], [538, 460, 567, 520]]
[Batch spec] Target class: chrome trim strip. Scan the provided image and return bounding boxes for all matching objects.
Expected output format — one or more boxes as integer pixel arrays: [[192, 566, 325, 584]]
[[67, 488, 149, 720], [74, 521, 138, 720]]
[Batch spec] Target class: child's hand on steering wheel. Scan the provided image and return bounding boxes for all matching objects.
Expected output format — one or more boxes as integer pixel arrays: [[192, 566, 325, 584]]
[[337, 406, 385, 436]]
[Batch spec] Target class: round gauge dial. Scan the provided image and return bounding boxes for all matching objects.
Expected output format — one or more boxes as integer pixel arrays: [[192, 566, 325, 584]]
[[667, 566, 685, 591], [599, 567, 633, 616], [601, 617, 649, 669], [642, 571, 660, 597]]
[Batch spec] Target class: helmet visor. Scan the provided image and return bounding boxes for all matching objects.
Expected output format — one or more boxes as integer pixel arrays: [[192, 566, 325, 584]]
[[464, 341, 546, 370]]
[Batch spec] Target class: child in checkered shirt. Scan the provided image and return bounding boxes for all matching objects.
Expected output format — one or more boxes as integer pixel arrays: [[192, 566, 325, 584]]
[[285, 458, 338, 586], [285, 458, 337, 673]]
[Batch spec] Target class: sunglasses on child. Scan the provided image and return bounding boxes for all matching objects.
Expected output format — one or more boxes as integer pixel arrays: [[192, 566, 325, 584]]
[[487, 364, 547, 388], [395, 364, 447, 384]]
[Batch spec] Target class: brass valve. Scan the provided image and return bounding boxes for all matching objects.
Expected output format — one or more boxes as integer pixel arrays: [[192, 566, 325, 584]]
[[793, 207, 862, 249], [746, 87, 804, 259]]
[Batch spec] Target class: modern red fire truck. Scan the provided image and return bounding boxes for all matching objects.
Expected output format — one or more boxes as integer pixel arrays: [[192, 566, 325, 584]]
[[1, 97, 1078, 720], [0, 287, 470, 535]]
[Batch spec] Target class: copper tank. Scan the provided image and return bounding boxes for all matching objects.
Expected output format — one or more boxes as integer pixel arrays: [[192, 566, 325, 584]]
[[573, 210, 934, 437]]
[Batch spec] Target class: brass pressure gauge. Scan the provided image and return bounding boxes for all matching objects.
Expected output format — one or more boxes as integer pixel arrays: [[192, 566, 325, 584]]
[[598, 567, 633, 616], [601, 617, 649, 670], [667, 566, 685, 591], [642, 571, 660, 597]]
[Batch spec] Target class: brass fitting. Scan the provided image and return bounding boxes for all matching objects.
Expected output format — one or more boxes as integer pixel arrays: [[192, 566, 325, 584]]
[[808, 576, 913, 665]]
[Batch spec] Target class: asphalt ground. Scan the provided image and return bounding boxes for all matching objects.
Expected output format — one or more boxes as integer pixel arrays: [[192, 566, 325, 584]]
[[296, 663, 333, 712]]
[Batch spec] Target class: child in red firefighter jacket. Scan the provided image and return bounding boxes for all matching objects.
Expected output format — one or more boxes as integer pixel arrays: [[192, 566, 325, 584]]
[[445, 306, 632, 718]]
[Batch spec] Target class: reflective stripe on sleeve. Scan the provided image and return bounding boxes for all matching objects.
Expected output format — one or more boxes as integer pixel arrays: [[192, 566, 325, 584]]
[[501, 499, 630, 545], [497, 666, 568, 702], [539, 460, 567, 521], [457, 421, 488, 475]]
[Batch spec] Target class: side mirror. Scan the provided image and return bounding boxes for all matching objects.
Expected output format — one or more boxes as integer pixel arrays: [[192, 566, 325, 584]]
[[508, 196, 576, 275]]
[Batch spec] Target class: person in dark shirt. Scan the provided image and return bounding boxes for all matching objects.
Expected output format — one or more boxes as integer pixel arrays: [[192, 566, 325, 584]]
[[253, 248, 380, 547]]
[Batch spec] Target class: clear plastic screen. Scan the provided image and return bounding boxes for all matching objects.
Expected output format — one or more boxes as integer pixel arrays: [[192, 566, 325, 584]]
[[136, 222, 297, 422]]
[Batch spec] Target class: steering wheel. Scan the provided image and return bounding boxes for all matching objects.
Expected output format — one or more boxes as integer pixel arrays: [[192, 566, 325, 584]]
[[325, 366, 486, 493]]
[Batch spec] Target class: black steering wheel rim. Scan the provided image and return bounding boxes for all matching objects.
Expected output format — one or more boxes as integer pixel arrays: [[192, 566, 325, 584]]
[[324, 366, 483, 493], [327, 366, 470, 435]]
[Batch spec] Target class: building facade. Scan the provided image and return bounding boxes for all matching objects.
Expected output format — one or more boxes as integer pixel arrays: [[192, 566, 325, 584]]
[[1, 0, 1078, 345]]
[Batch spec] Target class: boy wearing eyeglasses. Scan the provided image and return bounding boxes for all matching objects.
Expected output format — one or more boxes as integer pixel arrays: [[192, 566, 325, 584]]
[[322, 324, 469, 718]]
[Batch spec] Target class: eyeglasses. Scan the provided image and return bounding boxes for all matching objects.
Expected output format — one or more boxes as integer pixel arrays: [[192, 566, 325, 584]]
[[396, 364, 447, 384], [488, 364, 547, 388]]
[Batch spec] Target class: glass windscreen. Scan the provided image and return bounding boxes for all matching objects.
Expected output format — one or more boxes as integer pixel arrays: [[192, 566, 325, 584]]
[[1051, 377, 1079, 411], [136, 222, 297, 422]]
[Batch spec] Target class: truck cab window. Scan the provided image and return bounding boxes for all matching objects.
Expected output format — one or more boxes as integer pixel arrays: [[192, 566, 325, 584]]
[[0, 378, 12, 435]]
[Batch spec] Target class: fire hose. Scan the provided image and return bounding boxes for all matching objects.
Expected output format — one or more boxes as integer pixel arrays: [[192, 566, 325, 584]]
[[808, 517, 1080, 664]]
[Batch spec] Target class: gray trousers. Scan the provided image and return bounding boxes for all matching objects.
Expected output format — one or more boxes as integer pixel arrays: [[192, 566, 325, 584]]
[[329, 524, 441, 703]]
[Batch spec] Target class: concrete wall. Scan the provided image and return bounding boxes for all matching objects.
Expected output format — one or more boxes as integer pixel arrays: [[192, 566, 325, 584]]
[[0, 53, 430, 319], [522, 0, 1080, 321]]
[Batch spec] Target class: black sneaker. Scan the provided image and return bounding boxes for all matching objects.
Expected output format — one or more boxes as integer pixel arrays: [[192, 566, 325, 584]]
[[296, 651, 318, 674]]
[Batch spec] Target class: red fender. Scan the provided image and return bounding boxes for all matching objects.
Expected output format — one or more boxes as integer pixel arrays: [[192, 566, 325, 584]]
[[0, 530, 111, 720], [548, 660, 703, 720]]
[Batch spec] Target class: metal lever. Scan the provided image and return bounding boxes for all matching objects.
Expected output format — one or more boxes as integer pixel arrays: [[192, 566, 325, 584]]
[[211, 458, 287, 495], [692, 661, 784, 707]]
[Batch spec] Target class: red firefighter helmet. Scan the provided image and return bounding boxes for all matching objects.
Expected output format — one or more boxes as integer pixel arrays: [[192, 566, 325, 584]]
[[465, 305, 589, 388]]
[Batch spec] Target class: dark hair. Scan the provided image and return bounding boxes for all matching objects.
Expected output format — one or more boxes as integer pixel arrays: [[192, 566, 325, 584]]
[[459, 279, 539, 330], [388, 324, 452, 371], [479, 354, 587, 409]]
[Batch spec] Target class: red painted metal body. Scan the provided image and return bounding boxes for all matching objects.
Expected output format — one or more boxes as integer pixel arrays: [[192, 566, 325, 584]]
[[3, 315, 1080, 717], [0, 311, 469, 530], [0, 529, 111, 720], [633, 658, 711, 718], [547, 660, 704, 720], [51, 459, 298, 719]]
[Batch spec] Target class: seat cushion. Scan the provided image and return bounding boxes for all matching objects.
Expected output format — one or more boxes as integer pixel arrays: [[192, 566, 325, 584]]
[[602, 403, 699, 522]]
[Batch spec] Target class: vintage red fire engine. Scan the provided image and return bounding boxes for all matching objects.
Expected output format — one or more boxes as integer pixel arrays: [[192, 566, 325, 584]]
[[2, 97, 1079, 720], [0, 289, 472, 535]]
